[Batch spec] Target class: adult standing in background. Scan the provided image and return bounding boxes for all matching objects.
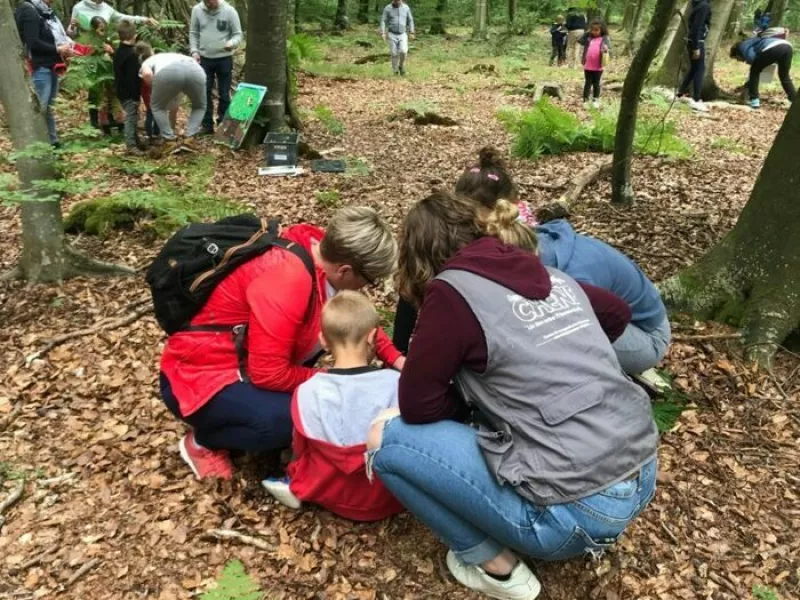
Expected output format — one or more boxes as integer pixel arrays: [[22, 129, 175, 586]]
[[565, 6, 587, 68], [69, 0, 156, 34], [15, 0, 74, 146], [381, 0, 415, 76], [190, 0, 243, 136], [676, 0, 711, 112]]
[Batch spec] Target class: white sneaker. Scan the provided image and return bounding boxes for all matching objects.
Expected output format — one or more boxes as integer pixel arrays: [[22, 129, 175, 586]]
[[592, 99, 600, 108], [261, 477, 302, 509], [689, 99, 709, 112], [446, 550, 541, 600]]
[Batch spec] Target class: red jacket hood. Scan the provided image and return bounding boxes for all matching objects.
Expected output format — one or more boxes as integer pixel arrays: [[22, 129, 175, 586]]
[[441, 237, 552, 300], [282, 223, 326, 252]]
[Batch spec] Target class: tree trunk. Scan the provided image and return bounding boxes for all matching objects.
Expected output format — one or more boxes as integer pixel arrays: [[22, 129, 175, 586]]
[[726, 0, 745, 37], [769, 0, 788, 25], [611, 0, 680, 205], [650, 0, 689, 87], [357, 0, 369, 23], [660, 100, 800, 369], [508, 0, 517, 24], [0, 0, 133, 282], [430, 0, 447, 34], [700, 0, 736, 100], [627, 0, 649, 55], [334, 0, 348, 29], [245, 0, 287, 132], [286, 0, 295, 36], [472, 0, 488, 40], [621, 2, 636, 31]]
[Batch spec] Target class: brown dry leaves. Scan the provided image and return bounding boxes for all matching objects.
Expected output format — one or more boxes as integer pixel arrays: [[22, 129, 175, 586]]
[[0, 60, 798, 600]]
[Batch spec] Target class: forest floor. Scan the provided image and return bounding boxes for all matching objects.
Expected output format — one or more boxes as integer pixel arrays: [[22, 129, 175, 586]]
[[1, 26, 799, 600]]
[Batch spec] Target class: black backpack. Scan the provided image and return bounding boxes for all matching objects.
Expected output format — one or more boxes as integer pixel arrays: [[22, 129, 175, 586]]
[[146, 213, 315, 336]]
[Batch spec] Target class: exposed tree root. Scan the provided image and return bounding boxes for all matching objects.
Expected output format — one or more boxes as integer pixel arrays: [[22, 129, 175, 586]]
[[557, 158, 613, 206], [26, 303, 153, 365], [63, 245, 136, 278], [0, 479, 24, 531]]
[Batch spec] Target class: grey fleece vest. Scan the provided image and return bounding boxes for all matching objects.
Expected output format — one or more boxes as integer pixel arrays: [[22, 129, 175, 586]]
[[436, 268, 658, 506]]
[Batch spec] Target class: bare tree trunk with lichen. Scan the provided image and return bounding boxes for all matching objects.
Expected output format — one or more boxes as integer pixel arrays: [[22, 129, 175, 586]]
[[700, 0, 736, 100], [612, 0, 680, 205], [0, 0, 132, 283], [660, 101, 800, 369]]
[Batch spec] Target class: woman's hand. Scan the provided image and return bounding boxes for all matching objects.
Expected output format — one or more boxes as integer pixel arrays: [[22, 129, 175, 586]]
[[392, 356, 406, 371], [57, 44, 73, 57], [104, 43, 114, 54]]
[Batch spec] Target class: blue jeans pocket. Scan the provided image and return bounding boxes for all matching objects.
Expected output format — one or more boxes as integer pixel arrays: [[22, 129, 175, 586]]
[[547, 525, 616, 561]]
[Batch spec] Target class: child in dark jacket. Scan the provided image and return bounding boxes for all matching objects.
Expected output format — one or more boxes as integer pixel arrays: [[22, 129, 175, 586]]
[[262, 291, 404, 522], [549, 16, 567, 66], [113, 20, 144, 154], [578, 18, 611, 107]]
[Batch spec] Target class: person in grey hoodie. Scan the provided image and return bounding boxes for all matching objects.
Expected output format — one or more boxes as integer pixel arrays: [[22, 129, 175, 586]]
[[190, 0, 242, 135], [367, 191, 657, 600], [380, 0, 415, 75]]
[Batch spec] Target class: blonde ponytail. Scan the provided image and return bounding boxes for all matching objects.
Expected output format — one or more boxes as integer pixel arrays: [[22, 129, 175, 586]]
[[479, 199, 538, 253]]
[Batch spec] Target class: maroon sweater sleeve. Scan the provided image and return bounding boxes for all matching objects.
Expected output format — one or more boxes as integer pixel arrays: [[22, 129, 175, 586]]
[[578, 282, 632, 342], [398, 281, 487, 424]]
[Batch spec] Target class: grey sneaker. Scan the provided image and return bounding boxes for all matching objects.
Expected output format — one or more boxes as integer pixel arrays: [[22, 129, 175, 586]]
[[446, 550, 541, 600]]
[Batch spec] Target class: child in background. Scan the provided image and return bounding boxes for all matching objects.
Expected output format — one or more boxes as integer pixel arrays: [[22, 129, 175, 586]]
[[133, 42, 160, 142], [549, 16, 567, 66], [113, 20, 144, 155], [578, 18, 611, 108], [262, 292, 404, 521]]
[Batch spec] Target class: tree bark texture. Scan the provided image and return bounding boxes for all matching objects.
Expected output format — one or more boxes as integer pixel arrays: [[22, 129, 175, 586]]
[[508, 0, 517, 23], [660, 100, 800, 368], [286, 0, 296, 36], [0, 0, 67, 282], [650, 0, 689, 87], [726, 0, 745, 37], [700, 0, 736, 100], [627, 0, 649, 55], [770, 0, 788, 25], [473, 0, 488, 40], [430, 0, 447, 34], [334, 0, 349, 29], [621, 2, 636, 31], [612, 0, 680, 205], [358, 0, 370, 23], [245, 0, 287, 131]]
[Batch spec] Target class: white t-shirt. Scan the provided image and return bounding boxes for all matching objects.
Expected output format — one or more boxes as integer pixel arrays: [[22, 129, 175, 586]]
[[140, 53, 193, 77]]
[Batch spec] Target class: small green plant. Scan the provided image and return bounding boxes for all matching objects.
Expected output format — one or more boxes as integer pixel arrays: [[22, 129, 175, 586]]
[[312, 105, 345, 135], [753, 585, 780, 600], [315, 189, 342, 207], [399, 99, 439, 115], [200, 560, 263, 600], [64, 157, 241, 237], [499, 98, 693, 161], [377, 307, 395, 340], [650, 370, 688, 433], [710, 136, 749, 154], [344, 157, 371, 177]]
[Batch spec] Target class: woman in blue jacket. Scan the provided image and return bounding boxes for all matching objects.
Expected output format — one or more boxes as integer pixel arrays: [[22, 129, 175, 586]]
[[731, 36, 796, 108], [535, 218, 670, 375]]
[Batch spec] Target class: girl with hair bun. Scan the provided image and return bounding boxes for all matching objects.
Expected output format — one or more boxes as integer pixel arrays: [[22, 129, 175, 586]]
[[368, 190, 658, 600]]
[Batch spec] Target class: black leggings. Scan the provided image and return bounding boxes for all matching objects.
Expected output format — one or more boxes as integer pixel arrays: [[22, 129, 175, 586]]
[[392, 297, 418, 354], [678, 45, 706, 101], [749, 44, 797, 101], [550, 43, 566, 65], [583, 70, 602, 100]]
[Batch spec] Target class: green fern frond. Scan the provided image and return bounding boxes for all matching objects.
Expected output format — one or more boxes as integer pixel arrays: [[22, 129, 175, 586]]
[[200, 560, 263, 600]]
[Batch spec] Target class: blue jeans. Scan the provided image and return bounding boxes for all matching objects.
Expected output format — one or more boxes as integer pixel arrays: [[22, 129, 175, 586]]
[[160, 374, 292, 452], [200, 56, 233, 130], [371, 419, 656, 565], [612, 315, 671, 375], [31, 67, 60, 144]]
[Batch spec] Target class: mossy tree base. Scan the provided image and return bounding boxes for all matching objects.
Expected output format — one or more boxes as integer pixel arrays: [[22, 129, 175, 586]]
[[660, 100, 800, 369]]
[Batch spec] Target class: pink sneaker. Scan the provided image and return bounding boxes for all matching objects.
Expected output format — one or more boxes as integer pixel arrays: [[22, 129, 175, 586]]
[[178, 432, 234, 480]]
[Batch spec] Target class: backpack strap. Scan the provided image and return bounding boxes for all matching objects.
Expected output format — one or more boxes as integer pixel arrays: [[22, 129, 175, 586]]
[[184, 238, 317, 384]]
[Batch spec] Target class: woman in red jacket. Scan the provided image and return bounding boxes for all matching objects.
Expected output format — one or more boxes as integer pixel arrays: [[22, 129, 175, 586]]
[[160, 207, 404, 480]]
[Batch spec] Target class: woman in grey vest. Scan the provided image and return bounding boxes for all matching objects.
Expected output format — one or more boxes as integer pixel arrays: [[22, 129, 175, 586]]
[[367, 191, 658, 600]]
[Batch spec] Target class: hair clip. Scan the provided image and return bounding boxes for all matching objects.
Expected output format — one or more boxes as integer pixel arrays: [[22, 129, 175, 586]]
[[487, 173, 500, 181]]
